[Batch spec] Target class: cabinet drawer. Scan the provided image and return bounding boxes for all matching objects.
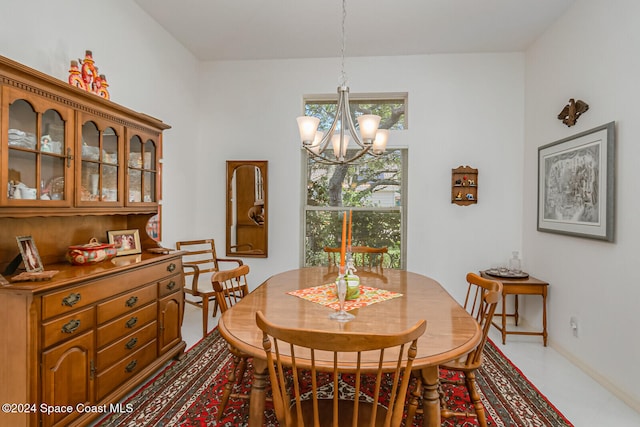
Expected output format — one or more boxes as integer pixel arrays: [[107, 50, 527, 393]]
[[41, 307, 95, 349], [95, 339, 157, 401], [158, 273, 183, 298], [97, 283, 156, 324], [96, 321, 157, 371], [42, 257, 182, 320], [97, 302, 157, 348], [143, 258, 183, 284]]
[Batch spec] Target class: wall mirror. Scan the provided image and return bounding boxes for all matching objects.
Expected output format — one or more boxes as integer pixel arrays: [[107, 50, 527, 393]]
[[226, 160, 268, 257]]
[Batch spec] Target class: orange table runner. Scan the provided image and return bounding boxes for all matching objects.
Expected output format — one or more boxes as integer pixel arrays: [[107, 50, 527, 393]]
[[287, 283, 402, 311]]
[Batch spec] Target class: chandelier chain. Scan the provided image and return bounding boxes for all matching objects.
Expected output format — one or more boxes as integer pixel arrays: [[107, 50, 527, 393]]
[[340, 0, 347, 87]]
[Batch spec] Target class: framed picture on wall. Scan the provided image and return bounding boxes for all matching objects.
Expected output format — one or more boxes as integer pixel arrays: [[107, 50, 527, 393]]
[[16, 235, 44, 272], [537, 121, 615, 241], [107, 229, 142, 256]]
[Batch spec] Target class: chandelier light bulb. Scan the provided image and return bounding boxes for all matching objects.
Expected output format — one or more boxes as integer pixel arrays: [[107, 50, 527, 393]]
[[309, 131, 323, 154], [372, 129, 389, 154], [297, 116, 320, 144], [332, 133, 350, 158], [357, 114, 381, 144]]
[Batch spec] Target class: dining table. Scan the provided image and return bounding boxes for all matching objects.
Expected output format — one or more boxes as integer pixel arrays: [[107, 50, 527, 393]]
[[217, 266, 481, 427]]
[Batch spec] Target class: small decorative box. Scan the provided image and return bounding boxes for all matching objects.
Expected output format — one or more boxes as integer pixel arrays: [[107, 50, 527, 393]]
[[66, 238, 117, 265]]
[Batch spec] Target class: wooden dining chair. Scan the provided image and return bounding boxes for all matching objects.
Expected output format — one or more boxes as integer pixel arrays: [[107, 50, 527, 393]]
[[256, 310, 426, 427], [324, 245, 390, 268], [406, 272, 502, 427], [176, 239, 243, 336], [211, 264, 253, 420]]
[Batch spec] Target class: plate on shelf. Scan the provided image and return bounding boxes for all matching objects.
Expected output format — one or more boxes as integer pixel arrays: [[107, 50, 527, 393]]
[[485, 269, 529, 279]]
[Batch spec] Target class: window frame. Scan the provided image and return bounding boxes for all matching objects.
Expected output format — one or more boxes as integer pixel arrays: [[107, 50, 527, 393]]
[[300, 149, 408, 270]]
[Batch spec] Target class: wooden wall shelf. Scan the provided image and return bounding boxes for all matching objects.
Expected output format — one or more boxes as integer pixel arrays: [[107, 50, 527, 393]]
[[451, 165, 478, 206]]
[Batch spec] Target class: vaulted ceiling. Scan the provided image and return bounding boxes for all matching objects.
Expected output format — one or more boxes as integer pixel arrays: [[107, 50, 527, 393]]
[[134, 0, 575, 61]]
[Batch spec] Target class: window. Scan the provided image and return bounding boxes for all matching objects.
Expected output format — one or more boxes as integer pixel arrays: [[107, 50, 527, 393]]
[[302, 93, 407, 269]]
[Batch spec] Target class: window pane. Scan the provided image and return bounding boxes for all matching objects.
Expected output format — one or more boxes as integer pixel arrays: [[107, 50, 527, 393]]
[[307, 149, 403, 207], [304, 95, 406, 130], [305, 210, 401, 268]]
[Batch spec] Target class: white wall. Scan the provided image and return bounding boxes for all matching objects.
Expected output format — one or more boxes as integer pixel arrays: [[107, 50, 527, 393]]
[[198, 53, 525, 299], [0, 0, 199, 248], [524, 0, 640, 410]]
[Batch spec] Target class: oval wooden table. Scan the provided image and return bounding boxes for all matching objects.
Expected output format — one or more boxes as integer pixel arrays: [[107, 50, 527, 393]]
[[218, 267, 481, 427]]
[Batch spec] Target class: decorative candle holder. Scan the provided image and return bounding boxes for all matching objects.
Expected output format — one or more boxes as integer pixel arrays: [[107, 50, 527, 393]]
[[329, 267, 355, 322]]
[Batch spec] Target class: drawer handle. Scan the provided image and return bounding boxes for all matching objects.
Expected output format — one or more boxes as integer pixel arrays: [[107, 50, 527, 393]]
[[167, 263, 176, 273], [166, 280, 176, 290], [125, 296, 139, 307], [62, 293, 81, 307], [125, 360, 138, 373], [61, 319, 81, 334], [125, 317, 138, 328], [125, 337, 138, 350]]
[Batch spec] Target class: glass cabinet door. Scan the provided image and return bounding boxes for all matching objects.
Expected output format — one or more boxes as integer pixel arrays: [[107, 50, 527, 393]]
[[79, 119, 121, 204], [6, 95, 71, 205], [127, 134, 157, 204]]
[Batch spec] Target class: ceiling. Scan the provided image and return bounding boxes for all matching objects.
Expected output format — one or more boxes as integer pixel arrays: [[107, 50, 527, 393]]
[[134, 0, 575, 62]]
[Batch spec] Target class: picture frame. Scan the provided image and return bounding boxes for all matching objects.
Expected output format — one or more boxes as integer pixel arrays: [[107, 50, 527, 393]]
[[16, 235, 44, 272], [107, 229, 142, 256], [537, 122, 615, 241]]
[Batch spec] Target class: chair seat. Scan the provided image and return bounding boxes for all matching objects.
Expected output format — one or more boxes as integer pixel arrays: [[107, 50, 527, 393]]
[[293, 399, 390, 427], [185, 280, 214, 295]]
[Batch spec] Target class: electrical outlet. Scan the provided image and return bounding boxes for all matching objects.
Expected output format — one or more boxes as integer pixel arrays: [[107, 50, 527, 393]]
[[570, 316, 579, 338]]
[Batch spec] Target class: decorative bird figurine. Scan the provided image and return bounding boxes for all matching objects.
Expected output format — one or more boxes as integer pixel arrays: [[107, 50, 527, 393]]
[[558, 98, 589, 127]]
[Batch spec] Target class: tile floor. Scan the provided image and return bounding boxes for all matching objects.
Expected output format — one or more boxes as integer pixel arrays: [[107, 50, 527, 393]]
[[181, 302, 640, 426]]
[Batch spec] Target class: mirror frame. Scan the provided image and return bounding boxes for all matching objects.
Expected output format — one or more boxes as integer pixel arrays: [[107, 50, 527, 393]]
[[226, 160, 268, 258]]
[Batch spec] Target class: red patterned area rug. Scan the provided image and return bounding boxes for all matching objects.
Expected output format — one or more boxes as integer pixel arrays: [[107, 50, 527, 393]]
[[93, 329, 573, 426]]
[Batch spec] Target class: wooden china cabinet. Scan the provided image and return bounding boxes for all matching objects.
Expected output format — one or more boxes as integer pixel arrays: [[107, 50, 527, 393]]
[[0, 55, 185, 427]]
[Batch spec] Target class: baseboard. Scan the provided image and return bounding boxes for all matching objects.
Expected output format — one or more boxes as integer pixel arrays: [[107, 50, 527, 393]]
[[549, 338, 640, 414]]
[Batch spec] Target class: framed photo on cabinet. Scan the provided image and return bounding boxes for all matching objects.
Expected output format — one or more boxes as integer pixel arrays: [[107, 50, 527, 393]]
[[537, 122, 615, 241], [107, 229, 142, 255], [16, 235, 44, 272]]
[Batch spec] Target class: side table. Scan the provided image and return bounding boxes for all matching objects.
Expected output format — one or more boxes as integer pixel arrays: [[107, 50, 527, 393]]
[[480, 271, 549, 346]]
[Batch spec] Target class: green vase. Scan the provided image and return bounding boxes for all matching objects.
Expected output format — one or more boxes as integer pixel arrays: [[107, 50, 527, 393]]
[[345, 271, 360, 300]]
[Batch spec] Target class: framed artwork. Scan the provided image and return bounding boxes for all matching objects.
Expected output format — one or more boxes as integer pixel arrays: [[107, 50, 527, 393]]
[[107, 229, 142, 256], [537, 122, 615, 241], [16, 236, 44, 272]]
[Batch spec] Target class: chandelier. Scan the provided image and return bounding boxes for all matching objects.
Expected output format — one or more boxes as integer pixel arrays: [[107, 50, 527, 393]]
[[296, 0, 389, 165]]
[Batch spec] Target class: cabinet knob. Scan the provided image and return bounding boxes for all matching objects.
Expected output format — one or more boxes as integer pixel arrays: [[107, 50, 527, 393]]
[[167, 281, 176, 290], [125, 317, 138, 328], [125, 337, 138, 350], [62, 293, 81, 307], [125, 360, 138, 373], [125, 296, 139, 307], [167, 263, 176, 272], [61, 319, 81, 334]]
